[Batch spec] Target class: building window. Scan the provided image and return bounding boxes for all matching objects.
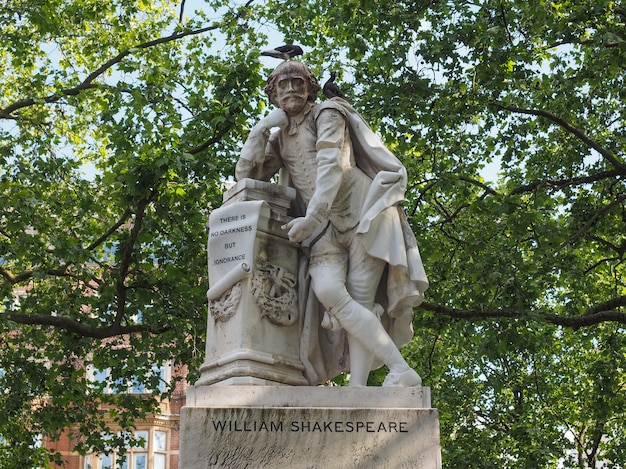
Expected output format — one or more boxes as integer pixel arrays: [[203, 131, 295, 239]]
[[153, 454, 165, 469], [154, 431, 166, 451], [132, 453, 147, 469], [153, 431, 167, 469], [100, 454, 113, 469], [82, 429, 170, 469], [89, 364, 169, 394]]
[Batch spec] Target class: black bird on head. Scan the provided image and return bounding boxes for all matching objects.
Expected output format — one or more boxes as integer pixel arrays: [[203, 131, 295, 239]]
[[323, 71, 346, 100], [260, 44, 304, 60]]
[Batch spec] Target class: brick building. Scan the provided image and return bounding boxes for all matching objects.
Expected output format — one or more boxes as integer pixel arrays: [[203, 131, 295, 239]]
[[43, 369, 187, 469], [4, 284, 190, 469]]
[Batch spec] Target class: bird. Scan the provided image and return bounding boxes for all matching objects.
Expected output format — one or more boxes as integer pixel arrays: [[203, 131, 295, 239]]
[[322, 71, 346, 100], [260, 44, 304, 60]]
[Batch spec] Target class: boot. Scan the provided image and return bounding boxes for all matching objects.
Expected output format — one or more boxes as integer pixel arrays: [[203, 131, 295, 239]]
[[329, 294, 421, 387], [347, 335, 374, 386]]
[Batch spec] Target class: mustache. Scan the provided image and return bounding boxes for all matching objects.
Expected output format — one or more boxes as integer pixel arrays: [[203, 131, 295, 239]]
[[282, 92, 306, 99]]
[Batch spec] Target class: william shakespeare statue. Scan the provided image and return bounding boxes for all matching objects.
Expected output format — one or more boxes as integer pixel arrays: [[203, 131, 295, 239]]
[[235, 59, 429, 387]]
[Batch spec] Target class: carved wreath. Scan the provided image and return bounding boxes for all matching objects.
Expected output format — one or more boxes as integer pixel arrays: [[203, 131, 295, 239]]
[[251, 262, 298, 326]]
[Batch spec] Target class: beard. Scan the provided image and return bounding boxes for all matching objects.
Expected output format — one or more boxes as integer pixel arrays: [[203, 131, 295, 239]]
[[278, 93, 307, 115]]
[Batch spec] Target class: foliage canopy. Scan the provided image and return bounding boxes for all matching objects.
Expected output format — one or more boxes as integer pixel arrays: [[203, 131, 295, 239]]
[[1, 0, 625, 467]]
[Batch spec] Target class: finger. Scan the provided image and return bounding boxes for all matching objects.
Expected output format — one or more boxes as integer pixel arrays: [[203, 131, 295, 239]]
[[288, 225, 302, 240]]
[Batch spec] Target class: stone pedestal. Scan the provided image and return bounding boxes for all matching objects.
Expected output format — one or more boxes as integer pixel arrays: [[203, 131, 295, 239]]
[[180, 386, 442, 469], [196, 179, 306, 386]]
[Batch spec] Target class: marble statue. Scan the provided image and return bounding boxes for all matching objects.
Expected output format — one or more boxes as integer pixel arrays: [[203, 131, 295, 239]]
[[235, 60, 429, 387]]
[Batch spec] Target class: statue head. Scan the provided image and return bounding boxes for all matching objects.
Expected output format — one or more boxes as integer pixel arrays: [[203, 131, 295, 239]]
[[265, 61, 321, 110]]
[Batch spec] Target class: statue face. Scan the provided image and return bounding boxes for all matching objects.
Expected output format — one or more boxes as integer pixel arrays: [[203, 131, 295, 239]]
[[274, 72, 309, 116]]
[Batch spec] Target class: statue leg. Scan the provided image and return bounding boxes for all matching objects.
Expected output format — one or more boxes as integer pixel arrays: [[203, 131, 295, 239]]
[[309, 265, 421, 387], [344, 248, 385, 386], [347, 333, 374, 386]]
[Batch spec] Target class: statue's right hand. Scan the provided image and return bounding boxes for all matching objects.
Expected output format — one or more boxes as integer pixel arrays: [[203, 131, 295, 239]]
[[240, 109, 288, 163], [259, 108, 289, 130], [281, 215, 320, 243]]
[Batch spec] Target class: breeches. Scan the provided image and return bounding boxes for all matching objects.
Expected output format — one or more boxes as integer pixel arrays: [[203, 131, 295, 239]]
[[308, 225, 385, 311]]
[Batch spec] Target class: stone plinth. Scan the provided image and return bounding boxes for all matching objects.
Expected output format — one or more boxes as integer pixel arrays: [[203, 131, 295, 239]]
[[196, 179, 306, 386], [180, 386, 442, 469]]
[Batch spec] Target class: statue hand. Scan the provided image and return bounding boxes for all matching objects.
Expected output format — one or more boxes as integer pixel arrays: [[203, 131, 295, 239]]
[[240, 109, 289, 163], [259, 108, 289, 130], [281, 215, 321, 243]]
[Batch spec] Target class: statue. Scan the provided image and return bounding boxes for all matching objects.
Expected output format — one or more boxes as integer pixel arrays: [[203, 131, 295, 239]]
[[235, 59, 429, 387]]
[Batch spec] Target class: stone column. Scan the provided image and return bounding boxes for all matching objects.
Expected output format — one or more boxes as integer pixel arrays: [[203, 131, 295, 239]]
[[195, 178, 308, 386]]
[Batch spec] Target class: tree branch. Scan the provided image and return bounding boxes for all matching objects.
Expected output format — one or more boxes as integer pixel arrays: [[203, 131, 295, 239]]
[[420, 299, 626, 327], [492, 102, 626, 171], [0, 24, 224, 119], [187, 125, 232, 155], [561, 194, 626, 248], [0, 208, 134, 286], [0, 0, 258, 118], [179, 0, 186, 23], [589, 236, 626, 257], [5, 312, 169, 339], [87, 208, 133, 251], [458, 175, 499, 196], [0, 267, 33, 284], [586, 421, 605, 467], [498, 0, 514, 46], [114, 197, 150, 328], [584, 295, 626, 316], [509, 169, 624, 195], [0, 265, 75, 285]]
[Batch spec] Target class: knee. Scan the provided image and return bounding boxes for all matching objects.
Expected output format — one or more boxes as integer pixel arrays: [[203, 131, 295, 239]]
[[310, 268, 348, 309]]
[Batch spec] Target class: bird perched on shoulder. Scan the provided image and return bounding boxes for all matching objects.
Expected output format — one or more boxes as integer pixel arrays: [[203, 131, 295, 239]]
[[260, 44, 304, 60], [323, 71, 346, 100]]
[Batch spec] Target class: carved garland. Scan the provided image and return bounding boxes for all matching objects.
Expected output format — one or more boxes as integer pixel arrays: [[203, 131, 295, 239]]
[[209, 282, 242, 322], [209, 262, 298, 326]]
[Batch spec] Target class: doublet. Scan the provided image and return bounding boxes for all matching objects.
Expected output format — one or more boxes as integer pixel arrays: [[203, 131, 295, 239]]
[[265, 104, 371, 233]]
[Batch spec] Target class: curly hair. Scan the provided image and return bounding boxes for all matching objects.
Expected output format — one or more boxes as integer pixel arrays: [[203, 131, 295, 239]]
[[265, 61, 321, 106]]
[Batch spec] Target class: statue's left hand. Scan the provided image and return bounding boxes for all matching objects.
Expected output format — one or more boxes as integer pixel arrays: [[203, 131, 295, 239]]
[[281, 215, 321, 243]]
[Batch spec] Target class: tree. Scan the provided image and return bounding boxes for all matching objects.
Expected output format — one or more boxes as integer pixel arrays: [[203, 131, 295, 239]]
[[1, 0, 625, 467], [1, 0, 266, 466]]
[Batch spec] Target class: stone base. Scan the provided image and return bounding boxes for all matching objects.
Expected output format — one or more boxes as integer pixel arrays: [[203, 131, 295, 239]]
[[180, 386, 442, 469], [196, 347, 308, 387]]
